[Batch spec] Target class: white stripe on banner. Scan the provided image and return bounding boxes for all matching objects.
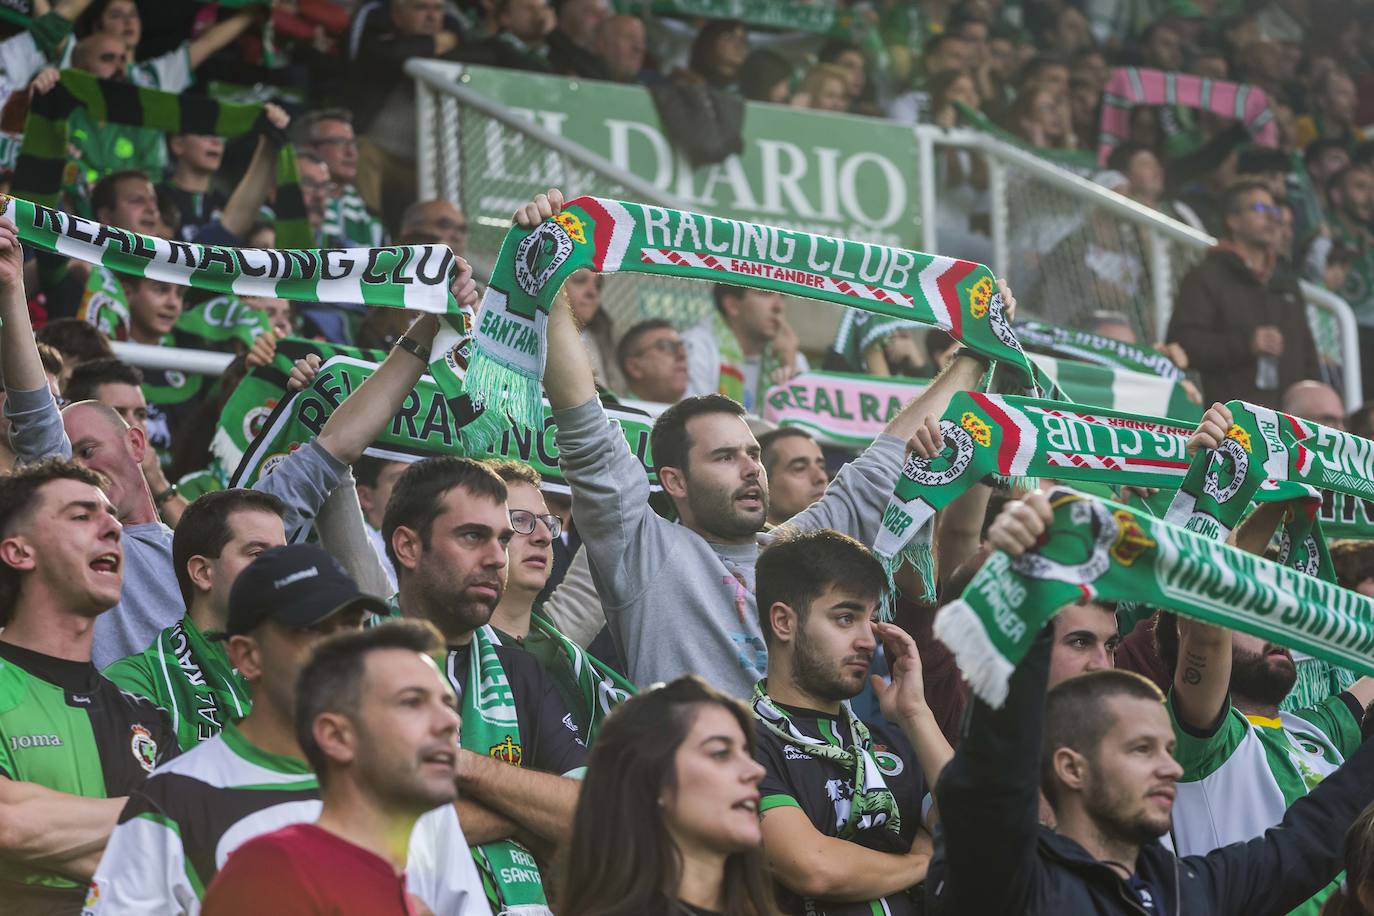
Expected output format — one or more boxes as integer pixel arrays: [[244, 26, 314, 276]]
[[917, 257, 959, 331], [139, 237, 197, 287], [985, 393, 1039, 474], [228, 248, 292, 298], [1249, 404, 1292, 483], [313, 250, 364, 305], [598, 198, 637, 272]]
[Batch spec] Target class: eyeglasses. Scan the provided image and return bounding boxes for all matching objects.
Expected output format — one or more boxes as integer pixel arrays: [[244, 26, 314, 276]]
[[313, 137, 357, 150], [1251, 201, 1281, 218], [637, 338, 686, 357], [509, 509, 561, 539]]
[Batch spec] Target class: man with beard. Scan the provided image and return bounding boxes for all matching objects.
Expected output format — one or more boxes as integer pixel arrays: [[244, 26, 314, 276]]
[[525, 189, 1013, 697], [928, 490, 1374, 916], [751, 530, 952, 915], [384, 456, 583, 916]]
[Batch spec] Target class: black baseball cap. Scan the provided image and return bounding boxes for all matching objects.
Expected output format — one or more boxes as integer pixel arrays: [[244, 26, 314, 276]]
[[218, 544, 389, 638]]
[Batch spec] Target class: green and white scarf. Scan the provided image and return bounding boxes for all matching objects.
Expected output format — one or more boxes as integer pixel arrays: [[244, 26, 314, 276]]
[[321, 186, 386, 248], [751, 681, 902, 844], [875, 391, 1194, 602], [0, 194, 455, 310], [612, 0, 839, 33], [710, 310, 779, 411], [148, 618, 249, 752], [460, 195, 1038, 450], [14, 69, 311, 248], [1014, 320, 1185, 382], [937, 486, 1374, 708], [1322, 493, 1374, 541], [226, 353, 657, 498], [496, 612, 634, 746], [459, 626, 553, 914], [829, 309, 919, 373], [176, 294, 276, 349]]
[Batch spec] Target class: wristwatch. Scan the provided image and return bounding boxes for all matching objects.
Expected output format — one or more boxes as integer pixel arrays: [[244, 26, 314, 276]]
[[153, 483, 179, 506], [393, 335, 431, 363]]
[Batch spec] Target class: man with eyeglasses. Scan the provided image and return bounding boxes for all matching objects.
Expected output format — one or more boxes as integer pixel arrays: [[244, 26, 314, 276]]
[[1168, 178, 1321, 408], [485, 460, 631, 741], [616, 318, 690, 405], [399, 199, 470, 257], [303, 109, 388, 249]]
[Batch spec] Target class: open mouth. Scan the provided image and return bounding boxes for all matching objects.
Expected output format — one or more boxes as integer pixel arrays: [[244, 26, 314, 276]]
[[735, 488, 764, 510], [421, 749, 456, 770], [90, 553, 121, 576], [732, 797, 758, 813]]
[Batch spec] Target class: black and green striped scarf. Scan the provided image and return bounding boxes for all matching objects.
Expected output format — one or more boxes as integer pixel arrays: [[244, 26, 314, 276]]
[[14, 69, 310, 247]]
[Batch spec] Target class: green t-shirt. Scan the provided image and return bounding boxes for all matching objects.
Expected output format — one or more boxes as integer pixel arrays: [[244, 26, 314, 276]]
[[1168, 690, 1361, 916], [104, 617, 251, 753], [77, 265, 130, 340], [0, 641, 177, 909]]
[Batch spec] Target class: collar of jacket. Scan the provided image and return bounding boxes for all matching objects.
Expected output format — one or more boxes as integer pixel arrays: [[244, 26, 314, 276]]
[[1038, 826, 1183, 915], [1212, 241, 1275, 284]]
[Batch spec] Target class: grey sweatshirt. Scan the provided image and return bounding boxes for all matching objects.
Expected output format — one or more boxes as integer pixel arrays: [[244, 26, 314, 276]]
[[6, 386, 346, 667], [554, 396, 906, 698]]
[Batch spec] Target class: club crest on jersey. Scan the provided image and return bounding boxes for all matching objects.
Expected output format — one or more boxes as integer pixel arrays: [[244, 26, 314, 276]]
[[873, 749, 905, 776], [489, 734, 523, 766], [515, 221, 574, 296], [130, 724, 158, 773]]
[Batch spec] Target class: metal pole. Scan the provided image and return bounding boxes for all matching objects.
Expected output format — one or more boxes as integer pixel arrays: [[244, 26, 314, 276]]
[[415, 81, 437, 201], [988, 157, 1008, 278], [915, 127, 938, 254], [110, 342, 234, 374], [1146, 228, 1172, 342]]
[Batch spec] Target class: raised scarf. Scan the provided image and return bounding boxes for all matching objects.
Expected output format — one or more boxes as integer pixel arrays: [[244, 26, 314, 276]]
[[751, 681, 902, 844], [710, 310, 779, 411], [225, 352, 657, 499], [1014, 319, 1185, 381], [455, 626, 552, 914], [0, 193, 455, 309], [875, 391, 1194, 602], [175, 294, 276, 349], [764, 370, 929, 450], [460, 195, 1037, 450], [148, 617, 249, 751], [498, 612, 634, 745], [1097, 67, 1278, 166], [14, 69, 311, 248], [828, 309, 919, 373], [936, 486, 1374, 708], [1322, 493, 1374, 541], [636, 0, 839, 33]]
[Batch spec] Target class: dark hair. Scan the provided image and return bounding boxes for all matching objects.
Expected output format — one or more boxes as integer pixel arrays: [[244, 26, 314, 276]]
[[923, 32, 968, 59], [817, 37, 862, 64], [34, 343, 64, 382], [172, 489, 286, 609], [300, 107, 353, 144], [1219, 178, 1273, 236], [1106, 141, 1158, 175], [650, 393, 747, 477], [75, 0, 130, 37], [353, 456, 405, 489], [1305, 137, 1350, 169], [616, 318, 676, 374], [1330, 540, 1374, 593], [1237, 146, 1294, 176], [559, 676, 776, 916], [485, 458, 543, 489], [712, 282, 745, 315], [1154, 610, 1182, 676], [295, 619, 443, 784], [1017, 53, 1069, 85], [1328, 165, 1374, 201], [36, 318, 116, 365], [1041, 669, 1166, 806], [0, 459, 109, 621], [757, 426, 814, 476], [737, 49, 793, 102], [689, 19, 746, 87], [64, 358, 143, 404], [755, 529, 884, 644], [90, 170, 153, 219], [381, 457, 508, 574], [1324, 802, 1374, 916]]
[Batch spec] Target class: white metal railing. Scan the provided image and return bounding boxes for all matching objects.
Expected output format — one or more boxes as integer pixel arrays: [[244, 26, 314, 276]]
[[915, 125, 1362, 410], [111, 340, 232, 374]]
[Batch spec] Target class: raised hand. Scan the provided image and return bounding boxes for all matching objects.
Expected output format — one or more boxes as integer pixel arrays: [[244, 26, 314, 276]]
[[870, 621, 929, 725], [1186, 402, 1232, 456], [986, 488, 1054, 557], [513, 189, 565, 230]]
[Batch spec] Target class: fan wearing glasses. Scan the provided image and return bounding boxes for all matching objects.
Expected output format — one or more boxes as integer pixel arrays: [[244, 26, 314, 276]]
[[485, 459, 624, 737]]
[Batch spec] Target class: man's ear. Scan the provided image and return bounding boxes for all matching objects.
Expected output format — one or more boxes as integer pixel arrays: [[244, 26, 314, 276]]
[[391, 524, 422, 573], [125, 423, 147, 464], [0, 536, 37, 574], [659, 465, 688, 501], [1052, 746, 1090, 795], [767, 601, 800, 645], [225, 634, 262, 681], [313, 710, 357, 770], [356, 484, 377, 517], [186, 554, 214, 597]]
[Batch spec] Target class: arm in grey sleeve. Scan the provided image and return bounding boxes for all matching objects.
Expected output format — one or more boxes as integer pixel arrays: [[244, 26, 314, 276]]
[[780, 434, 906, 543], [315, 468, 393, 597], [4, 385, 70, 463], [540, 546, 605, 648], [552, 397, 660, 604], [251, 439, 346, 542]]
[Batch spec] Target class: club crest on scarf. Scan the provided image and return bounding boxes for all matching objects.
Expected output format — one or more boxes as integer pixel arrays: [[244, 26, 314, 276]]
[[1011, 493, 1118, 586], [515, 220, 575, 296], [903, 419, 975, 487]]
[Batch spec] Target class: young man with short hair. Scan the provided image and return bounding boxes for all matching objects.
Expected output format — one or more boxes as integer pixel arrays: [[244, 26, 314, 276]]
[[0, 459, 178, 914], [928, 489, 1374, 916], [384, 456, 583, 916], [681, 283, 808, 412], [753, 529, 951, 915], [486, 460, 631, 740], [528, 188, 1007, 697], [201, 621, 474, 915], [102, 489, 287, 750], [758, 427, 829, 526]]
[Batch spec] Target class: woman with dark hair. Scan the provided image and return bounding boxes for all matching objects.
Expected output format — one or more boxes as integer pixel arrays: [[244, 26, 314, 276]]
[[561, 676, 776, 916], [687, 19, 749, 88], [738, 49, 793, 103], [1322, 802, 1374, 914]]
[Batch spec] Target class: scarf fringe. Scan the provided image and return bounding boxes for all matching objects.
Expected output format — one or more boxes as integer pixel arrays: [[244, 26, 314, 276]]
[[933, 600, 1015, 709], [461, 353, 543, 451]]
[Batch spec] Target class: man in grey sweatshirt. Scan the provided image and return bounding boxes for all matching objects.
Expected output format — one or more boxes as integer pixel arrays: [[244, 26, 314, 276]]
[[0, 219, 477, 666], [520, 190, 1012, 698]]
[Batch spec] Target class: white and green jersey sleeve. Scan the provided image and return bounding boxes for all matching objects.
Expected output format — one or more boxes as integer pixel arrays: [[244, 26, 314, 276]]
[[127, 43, 193, 92], [1168, 691, 1361, 857]]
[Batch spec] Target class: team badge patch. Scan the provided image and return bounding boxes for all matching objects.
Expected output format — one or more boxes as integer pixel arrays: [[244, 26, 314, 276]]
[[130, 724, 158, 773], [1012, 495, 1115, 585], [1202, 437, 1250, 507], [961, 411, 992, 447], [902, 419, 974, 487], [968, 276, 994, 319], [515, 221, 574, 297], [552, 211, 588, 245]]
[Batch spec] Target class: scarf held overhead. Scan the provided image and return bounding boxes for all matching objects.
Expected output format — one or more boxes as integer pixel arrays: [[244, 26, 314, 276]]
[[460, 196, 1037, 448], [937, 487, 1374, 708], [1014, 320, 1185, 382]]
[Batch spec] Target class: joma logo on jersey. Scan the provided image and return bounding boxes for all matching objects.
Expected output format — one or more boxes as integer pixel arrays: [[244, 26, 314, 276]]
[[9, 734, 62, 750]]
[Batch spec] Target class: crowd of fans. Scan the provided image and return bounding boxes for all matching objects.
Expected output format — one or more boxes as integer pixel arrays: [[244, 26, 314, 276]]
[[2, 1, 1374, 915]]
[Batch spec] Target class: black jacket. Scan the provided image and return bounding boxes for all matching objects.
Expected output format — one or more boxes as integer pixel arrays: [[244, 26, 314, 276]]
[[928, 628, 1374, 915]]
